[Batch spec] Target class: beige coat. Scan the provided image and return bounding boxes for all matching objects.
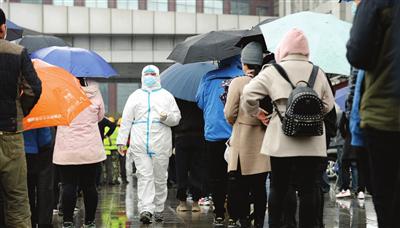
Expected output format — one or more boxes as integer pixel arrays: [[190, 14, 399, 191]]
[[224, 76, 271, 175], [242, 54, 335, 158]]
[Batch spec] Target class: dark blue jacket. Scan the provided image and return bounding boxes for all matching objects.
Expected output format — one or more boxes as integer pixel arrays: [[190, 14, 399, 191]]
[[23, 128, 52, 154], [196, 55, 243, 142]]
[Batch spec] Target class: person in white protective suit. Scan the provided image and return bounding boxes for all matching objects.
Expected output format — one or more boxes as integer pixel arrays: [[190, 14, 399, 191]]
[[116, 65, 181, 224]]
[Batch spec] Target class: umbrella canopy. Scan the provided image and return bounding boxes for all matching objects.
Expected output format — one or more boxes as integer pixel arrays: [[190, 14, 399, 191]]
[[15, 35, 69, 54], [260, 11, 352, 75], [23, 59, 92, 130], [6, 20, 23, 41], [31, 46, 118, 78], [167, 30, 247, 64], [160, 62, 217, 102], [335, 86, 349, 111], [235, 17, 277, 51]]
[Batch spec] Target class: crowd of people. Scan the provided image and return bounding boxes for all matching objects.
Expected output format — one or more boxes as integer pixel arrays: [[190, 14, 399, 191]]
[[0, 0, 399, 227]]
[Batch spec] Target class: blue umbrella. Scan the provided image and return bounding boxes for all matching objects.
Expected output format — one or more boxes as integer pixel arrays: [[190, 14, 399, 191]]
[[160, 62, 217, 102], [335, 86, 349, 111], [31, 46, 118, 78]]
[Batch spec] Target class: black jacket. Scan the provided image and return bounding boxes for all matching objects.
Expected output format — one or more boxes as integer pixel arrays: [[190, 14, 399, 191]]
[[173, 98, 204, 139], [0, 40, 42, 132]]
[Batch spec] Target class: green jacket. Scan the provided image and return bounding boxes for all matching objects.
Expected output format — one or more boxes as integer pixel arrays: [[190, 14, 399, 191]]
[[360, 8, 400, 132], [104, 126, 119, 155]]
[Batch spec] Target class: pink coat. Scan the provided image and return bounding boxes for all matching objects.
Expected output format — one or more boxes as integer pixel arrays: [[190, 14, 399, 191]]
[[53, 81, 106, 165]]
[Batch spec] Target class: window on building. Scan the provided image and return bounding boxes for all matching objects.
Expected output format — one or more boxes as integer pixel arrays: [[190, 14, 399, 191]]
[[53, 0, 74, 6], [20, 0, 43, 4], [230, 0, 249, 15], [176, 0, 196, 13], [98, 83, 109, 114], [147, 0, 168, 12], [117, 0, 139, 10], [117, 83, 140, 113], [256, 7, 269, 16], [85, 0, 108, 8], [204, 0, 223, 14]]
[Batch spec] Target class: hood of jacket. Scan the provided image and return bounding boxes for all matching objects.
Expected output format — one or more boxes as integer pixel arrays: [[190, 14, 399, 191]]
[[275, 28, 310, 63], [82, 80, 99, 99]]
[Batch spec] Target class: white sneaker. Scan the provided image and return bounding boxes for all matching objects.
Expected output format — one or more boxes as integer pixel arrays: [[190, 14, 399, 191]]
[[336, 199, 351, 209], [336, 189, 351, 198], [357, 191, 365, 199]]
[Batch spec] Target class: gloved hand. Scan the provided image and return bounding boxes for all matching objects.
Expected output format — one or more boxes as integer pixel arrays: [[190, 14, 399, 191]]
[[117, 144, 127, 156], [160, 112, 168, 121]]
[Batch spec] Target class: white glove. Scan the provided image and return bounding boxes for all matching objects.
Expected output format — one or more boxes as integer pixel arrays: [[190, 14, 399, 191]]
[[117, 144, 127, 156], [160, 112, 168, 121]]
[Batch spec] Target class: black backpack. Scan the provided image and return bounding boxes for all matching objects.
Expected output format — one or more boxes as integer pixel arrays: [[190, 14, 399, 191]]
[[272, 64, 324, 137]]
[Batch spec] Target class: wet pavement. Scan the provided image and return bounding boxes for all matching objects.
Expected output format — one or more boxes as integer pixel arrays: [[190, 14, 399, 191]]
[[53, 176, 378, 228]]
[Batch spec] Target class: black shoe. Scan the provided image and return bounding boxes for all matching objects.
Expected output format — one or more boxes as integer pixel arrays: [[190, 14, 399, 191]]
[[240, 218, 251, 228], [140, 211, 152, 224], [213, 217, 224, 227], [122, 179, 129, 184]]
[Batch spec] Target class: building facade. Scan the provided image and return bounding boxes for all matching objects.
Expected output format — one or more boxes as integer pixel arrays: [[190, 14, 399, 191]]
[[276, 0, 353, 22], [0, 0, 276, 115]]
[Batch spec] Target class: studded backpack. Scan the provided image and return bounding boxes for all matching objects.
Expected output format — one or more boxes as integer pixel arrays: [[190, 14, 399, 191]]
[[272, 64, 324, 137]]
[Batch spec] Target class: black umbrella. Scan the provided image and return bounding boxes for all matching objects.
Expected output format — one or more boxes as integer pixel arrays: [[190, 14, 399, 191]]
[[6, 20, 23, 41], [235, 17, 277, 52], [6, 20, 41, 41], [167, 30, 247, 64], [15, 35, 70, 54]]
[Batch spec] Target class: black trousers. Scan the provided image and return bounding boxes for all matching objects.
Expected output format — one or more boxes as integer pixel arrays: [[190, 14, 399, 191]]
[[175, 136, 204, 202], [205, 140, 228, 218], [227, 166, 267, 226], [119, 154, 127, 181], [269, 156, 322, 228], [340, 159, 356, 191], [58, 163, 100, 224], [26, 152, 54, 227], [365, 128, 400, 228], [354, 147, 371, 193]]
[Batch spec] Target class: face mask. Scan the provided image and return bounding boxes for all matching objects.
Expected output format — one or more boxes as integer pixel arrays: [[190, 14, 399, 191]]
[[351, 1, 358, 16], [143, 76, 157, 87]]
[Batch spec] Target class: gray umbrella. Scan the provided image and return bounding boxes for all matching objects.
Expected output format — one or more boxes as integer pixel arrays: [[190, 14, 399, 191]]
[[15, 35, 70, 54], [167, 30, 247, 64]]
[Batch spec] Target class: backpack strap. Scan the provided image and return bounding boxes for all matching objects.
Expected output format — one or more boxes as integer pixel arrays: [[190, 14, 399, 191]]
[[272, 64, 295, 89], [308, 65, 319, 89]]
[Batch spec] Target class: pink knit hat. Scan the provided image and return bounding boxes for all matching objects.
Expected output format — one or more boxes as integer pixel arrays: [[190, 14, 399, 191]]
[[275, 28, 310, 63]]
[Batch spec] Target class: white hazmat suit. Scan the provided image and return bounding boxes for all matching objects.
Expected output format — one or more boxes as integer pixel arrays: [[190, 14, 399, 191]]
[[117, 65, 181, 215]]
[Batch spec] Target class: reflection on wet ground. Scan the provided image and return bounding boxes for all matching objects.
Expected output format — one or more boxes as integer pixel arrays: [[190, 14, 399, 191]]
[[53, 176, 378, 227]]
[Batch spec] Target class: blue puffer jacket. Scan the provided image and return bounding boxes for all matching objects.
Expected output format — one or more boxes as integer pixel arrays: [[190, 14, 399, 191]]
[[350, 70, 365, 147], [23, 128, 53, 154], [196, 55, 243, 142]]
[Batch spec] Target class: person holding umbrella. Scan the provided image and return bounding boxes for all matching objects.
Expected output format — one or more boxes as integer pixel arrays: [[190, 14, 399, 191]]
[[224, 42, 271, 228], [195, 55, 243, 226], [53, 78, 106, 228], [0, 8, 42, 228], [117, 65, 181, 225], [241, 28, 335, 228]]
